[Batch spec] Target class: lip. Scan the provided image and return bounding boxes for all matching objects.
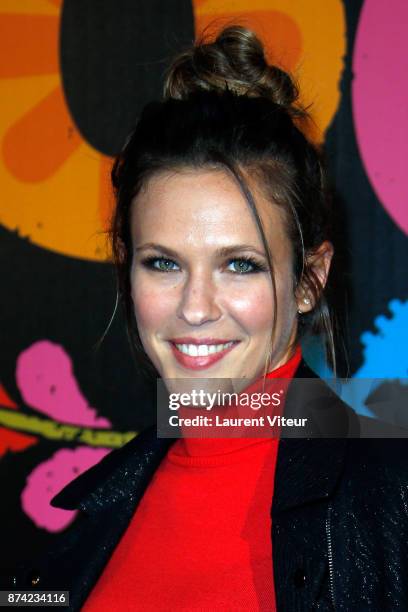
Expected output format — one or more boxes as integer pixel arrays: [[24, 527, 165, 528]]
[[168, 339, 240, 370]]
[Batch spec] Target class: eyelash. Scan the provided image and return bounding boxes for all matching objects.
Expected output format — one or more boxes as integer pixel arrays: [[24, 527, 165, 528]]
[[140, 255, 268, 274]]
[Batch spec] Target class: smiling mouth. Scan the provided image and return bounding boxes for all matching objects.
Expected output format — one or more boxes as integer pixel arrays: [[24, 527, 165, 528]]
[[168, 340, 240, 370]]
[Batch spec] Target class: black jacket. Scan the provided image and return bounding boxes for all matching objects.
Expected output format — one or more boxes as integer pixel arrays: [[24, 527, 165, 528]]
[[5, 360, 408, 611]]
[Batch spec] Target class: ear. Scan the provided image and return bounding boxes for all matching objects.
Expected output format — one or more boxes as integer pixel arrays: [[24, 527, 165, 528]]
[[296, 240, 334, 313]]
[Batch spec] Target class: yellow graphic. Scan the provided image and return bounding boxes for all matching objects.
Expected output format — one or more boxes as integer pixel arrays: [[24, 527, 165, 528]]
[[0, 0, 113, 261], [0, 406, 137, 448], [0, 1, 345, 261]]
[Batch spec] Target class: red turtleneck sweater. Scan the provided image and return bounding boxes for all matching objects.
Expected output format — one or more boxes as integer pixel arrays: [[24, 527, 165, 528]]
[[83, 348, 302, 611]]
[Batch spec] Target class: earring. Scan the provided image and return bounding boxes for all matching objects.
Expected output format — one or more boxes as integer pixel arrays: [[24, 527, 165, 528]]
[[297, 297, 311, 314]]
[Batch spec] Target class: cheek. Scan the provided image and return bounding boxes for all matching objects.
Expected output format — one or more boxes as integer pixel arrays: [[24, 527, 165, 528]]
[[227, 284, 274, 333], [227, 273, 296, 339], [131, 276, 175, 339]]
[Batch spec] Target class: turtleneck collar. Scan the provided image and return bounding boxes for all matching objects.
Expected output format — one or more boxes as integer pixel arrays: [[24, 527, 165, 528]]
[[168, 345, 302, 461]]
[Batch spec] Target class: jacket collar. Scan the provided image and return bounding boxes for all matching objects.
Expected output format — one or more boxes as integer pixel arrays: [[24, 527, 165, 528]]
[[272, 358, 358, 515], [51, 359, 356, 516], [51, 425, 174, 515]]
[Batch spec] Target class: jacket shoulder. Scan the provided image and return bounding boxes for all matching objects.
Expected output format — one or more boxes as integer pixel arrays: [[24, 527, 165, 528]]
[[344, 422, 408, 495], [50, 425, 160, 510]]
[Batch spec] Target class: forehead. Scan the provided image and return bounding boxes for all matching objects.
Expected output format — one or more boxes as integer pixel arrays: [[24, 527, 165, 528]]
[[130, 168, 286, 250]]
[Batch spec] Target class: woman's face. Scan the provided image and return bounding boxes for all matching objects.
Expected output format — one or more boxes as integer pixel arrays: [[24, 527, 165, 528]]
[[130, 168, 299, 385]]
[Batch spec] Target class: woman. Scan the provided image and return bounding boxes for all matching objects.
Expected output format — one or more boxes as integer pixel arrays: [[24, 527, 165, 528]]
[[10, 25, 408, 611]]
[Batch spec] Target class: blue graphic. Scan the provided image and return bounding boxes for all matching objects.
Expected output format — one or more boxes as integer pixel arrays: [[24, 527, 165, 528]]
[[357, 299, 408, 378], [302, 299, 408, 418]]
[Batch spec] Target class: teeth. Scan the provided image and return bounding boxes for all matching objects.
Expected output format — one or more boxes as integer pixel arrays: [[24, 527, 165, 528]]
[[188, 344, 198, 356], [175, 342, 234, 357]]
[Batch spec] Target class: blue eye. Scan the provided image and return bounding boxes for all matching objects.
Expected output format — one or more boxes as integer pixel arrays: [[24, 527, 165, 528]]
[[227, 258, 265, 274], [141, 255, 267, 274], [142, 257, 179, 272]]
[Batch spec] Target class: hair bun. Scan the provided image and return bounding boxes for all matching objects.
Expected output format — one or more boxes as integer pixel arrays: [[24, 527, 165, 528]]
[[163, 25, 300, 112]]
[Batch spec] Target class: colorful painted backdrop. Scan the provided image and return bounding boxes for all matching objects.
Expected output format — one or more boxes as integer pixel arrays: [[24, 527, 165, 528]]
[[1, 0, 407, 565]]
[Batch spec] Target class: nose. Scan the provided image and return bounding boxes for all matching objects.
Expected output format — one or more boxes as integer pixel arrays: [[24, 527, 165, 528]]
[[176, 271, 222, 326]]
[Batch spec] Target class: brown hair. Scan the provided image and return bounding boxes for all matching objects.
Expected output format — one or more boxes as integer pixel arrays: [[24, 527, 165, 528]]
[[110, 25, 336, 379]]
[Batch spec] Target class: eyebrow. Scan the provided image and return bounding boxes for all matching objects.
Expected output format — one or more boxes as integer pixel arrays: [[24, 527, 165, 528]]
[[134, 243, 267, 259]]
